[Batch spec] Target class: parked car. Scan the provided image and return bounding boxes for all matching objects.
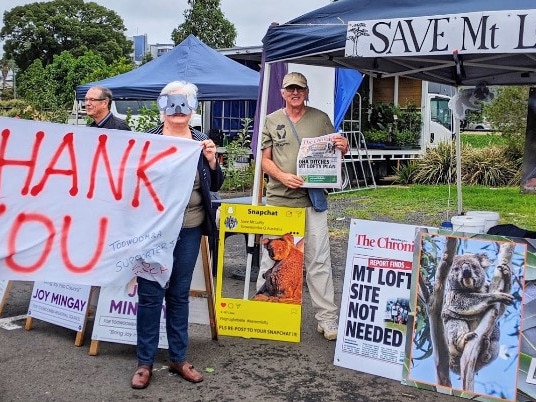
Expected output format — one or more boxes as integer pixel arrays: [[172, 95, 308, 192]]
[[461, 120, 493, 131]]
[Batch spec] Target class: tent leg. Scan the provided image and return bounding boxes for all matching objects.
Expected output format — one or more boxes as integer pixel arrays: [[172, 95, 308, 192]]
[[455, 115, 463, 214]]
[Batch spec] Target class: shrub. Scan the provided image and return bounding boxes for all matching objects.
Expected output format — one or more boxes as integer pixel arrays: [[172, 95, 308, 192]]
[[126, 103, 161, 132], [393, 129, 419, 147], [364, 129, 388, 144], [400, 142, 521, 186], [461, 146, 520, 186], [392, 161, 418, 184], [220, 118, 254, 192], [411, 142, 457, 184]]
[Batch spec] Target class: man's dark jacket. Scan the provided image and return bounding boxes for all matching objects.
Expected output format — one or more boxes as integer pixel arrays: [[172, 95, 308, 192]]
[[89, 113, 131, 131]]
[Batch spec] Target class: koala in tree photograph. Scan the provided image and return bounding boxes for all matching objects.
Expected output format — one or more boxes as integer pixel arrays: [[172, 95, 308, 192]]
[[441, 253, 514, 375], [406, 235, 526, 401]]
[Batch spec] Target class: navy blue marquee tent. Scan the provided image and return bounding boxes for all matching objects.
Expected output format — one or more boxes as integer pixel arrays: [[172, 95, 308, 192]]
[[263, 0, 536, 87], [75, 35, 259, 101], [253, 0, 536, 213]]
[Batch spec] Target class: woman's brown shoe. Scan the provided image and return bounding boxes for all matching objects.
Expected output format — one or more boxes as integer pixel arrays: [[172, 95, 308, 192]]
[[169, 361, 204, 383], [131, 365, 153, 389]]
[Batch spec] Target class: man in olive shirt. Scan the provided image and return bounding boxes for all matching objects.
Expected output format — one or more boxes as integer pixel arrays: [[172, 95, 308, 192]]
[[257, 72, 349, 340]]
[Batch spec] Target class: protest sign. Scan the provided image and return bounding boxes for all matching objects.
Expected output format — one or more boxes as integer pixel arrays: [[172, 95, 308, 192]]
[[0, 280, 10, 315], [403, 233, 529, 402], [215, 203, 305, 343], [334, 219, 428, 380], [297, 133, 342, 188], [90, 241, 213, 354], [27, 281, 91, 332], [0, 117, 200, 288]]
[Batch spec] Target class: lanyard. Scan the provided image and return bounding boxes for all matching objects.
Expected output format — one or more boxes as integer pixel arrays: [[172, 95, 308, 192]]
[[284, 110, 302, 144]]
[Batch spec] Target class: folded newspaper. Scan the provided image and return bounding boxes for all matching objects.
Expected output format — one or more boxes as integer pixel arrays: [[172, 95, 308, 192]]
[[297, 133, 342, 188]]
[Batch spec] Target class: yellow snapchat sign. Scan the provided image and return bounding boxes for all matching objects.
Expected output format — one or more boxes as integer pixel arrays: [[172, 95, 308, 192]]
[[215, 203, 305, 342]]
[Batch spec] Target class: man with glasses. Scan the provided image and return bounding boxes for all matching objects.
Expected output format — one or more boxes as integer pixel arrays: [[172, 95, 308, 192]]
[[256, 72, 349, 340], [84, 86, 131, 131]]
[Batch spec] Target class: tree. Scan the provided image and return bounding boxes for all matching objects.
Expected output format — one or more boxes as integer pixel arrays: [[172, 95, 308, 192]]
[[16, 50, 135, 119], [484, 86, 530, 143], [171, 0, 236, 48], [1, 58, 10, 90], [141, 52, 154, 65], [483, 85, 529, 161], [0, 0, 133, 71]]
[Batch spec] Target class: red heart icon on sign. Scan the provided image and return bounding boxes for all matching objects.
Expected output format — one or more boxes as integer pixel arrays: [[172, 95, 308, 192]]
[[220, 303, 226, 308]]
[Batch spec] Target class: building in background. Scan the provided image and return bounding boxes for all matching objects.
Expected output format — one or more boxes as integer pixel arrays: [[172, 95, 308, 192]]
[[131, 34, 148, 64], [128, 34, 174, 64], [148, 43, 174, 59]]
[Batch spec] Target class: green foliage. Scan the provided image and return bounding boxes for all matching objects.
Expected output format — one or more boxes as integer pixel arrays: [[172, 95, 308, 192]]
[[141, 53, 154, 65], [17, 59, 64, 116], [83, 56, 135, 84], [0, 98, 66, 122], [0, 0, 133, 71], [397, 102, 422, 136], [461, 146, 520, 186], [484, 86, 529, 146], [393, 129, 419, 147], [367, 102, 422, 146], [221, 118, 254, 192], [369, 102, 396, 134], [16, 50, 134, 118], [0, 87, 14, 101], [363, 129, 388, 144], [172, 0, 236, 48], [462, 108, 485, 127], [0, 99, 34, 118], [392, 161, 418, 185], [403, 142, 520, 186], [411, 142, 457, 185], [126, 103, 161, 133], [461, 133, 507, 148]]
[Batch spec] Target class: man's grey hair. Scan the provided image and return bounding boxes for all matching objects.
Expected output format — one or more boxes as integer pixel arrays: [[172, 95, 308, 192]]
[[90, 86, 113, 110]]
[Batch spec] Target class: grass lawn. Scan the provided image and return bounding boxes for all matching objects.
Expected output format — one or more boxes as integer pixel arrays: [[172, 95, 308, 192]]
[[328, 184, 536, 232]]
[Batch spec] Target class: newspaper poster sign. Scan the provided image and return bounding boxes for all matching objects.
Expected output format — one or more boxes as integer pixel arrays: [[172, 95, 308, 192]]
[[297, 133, 342, 188], [334, 219, 429, 381]]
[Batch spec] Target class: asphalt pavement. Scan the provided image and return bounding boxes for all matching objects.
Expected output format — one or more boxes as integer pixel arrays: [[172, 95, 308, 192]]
[[0, 234, 464, 402]]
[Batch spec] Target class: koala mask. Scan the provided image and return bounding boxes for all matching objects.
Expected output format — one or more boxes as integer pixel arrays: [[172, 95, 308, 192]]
[[157, 93, 197, 116]]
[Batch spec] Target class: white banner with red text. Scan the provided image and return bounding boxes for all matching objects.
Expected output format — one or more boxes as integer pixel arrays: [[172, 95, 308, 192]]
[[0, 117, 200, 288]]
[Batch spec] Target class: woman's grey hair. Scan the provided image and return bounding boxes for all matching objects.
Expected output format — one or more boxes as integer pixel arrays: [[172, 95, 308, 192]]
[[158, 81, 199, 121], [160, 81, 198, 99]]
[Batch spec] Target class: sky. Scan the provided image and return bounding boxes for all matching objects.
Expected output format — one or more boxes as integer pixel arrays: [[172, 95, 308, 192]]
[[0, 0, 331, 50]]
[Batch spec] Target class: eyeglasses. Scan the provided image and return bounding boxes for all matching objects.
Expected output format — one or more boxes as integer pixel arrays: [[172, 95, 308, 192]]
[[284, 86, 307, 93], [84, 98, 107, 103]]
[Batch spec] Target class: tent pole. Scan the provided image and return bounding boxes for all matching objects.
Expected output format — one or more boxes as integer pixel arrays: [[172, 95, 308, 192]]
[[242, 63, 272, 299], [454, 87, 463, 214]]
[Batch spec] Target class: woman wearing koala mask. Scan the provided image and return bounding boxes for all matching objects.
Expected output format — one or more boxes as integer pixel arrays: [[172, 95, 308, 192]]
[[131, 81, 224, 390]]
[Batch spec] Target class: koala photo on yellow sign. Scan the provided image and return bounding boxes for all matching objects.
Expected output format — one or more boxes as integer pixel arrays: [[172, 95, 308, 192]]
[[215, 203, 305, 343]]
